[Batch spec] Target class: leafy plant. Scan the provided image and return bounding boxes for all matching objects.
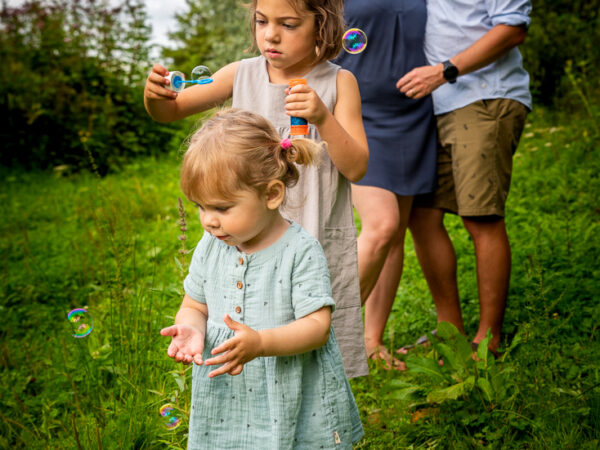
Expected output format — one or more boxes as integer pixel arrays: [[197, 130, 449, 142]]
[[0, 0, 182, 173]]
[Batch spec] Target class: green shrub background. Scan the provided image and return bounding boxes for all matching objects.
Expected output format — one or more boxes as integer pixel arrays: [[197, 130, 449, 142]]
[[1, 0, 599, 448]]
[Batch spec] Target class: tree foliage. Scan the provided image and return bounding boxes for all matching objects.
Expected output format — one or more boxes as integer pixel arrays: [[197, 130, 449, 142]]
[[0, 0, 180, 174], [161, 0, 254, 78], [523, 0, 600, 106]]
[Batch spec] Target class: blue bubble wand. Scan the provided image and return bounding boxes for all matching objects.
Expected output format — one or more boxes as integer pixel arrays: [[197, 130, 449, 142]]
[[167, 65, 213, 92]]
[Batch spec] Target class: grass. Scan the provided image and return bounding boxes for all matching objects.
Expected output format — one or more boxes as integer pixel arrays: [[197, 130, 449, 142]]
[[1, 104, 599, 448]]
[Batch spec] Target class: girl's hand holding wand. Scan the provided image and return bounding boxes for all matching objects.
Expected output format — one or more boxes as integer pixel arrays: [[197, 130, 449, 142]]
[[144, 63, 178, 100]]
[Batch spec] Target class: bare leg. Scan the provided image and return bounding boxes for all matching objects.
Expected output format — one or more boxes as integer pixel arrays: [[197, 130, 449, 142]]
[[462, 217, 510, 352], [409, 207, 464, 334], [352, 185, 402, 305], [363, 196, 413, 356]]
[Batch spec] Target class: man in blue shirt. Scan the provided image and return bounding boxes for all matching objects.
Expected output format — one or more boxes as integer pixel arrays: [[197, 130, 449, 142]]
[[396, 0, 532, 355]]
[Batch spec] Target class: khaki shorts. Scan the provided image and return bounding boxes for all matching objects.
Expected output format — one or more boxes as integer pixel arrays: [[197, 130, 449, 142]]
[[416, 99, 528, 217]]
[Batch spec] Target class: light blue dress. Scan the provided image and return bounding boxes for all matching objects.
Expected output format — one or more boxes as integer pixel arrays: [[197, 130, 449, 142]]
[[183, 222, 363, 449]]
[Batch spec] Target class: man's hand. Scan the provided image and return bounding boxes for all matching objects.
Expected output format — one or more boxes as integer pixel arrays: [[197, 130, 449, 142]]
[[396, 63, 445, 100]]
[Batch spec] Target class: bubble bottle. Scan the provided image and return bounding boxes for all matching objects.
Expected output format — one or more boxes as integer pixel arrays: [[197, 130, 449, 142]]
[[288, 79, 309, 137], [166, 71, 186, 93]]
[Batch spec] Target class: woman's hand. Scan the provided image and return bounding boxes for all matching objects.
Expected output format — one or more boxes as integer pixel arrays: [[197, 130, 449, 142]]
[[144, 63, 178, 101], [203, 314, 262, 378], [160, 324, 205, 365], [285, 82, 331, 127]]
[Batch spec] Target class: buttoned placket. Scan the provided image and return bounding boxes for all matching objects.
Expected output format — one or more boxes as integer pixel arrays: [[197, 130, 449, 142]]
[[232, 254, 248, 322]]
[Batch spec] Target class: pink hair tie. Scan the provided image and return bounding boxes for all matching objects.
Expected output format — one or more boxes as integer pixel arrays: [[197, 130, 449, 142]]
[[280, 138, 292, 150]]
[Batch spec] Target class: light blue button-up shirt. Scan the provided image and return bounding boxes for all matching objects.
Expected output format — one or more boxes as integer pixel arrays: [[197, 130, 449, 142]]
[[424, 0, 532, 115]]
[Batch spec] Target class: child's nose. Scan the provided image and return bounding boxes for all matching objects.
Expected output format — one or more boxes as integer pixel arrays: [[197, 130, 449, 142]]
[[201, 211, 219, 229], [264, 25, 279, 42]]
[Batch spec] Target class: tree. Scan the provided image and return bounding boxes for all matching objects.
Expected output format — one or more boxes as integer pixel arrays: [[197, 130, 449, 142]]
[[161, 0, 254, 77], [0, 0, 180, 173]]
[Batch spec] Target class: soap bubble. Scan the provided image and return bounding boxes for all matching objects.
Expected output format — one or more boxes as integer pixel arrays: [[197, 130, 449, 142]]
[[67, 308, 93, 338], [160, 403, 182, 430], [191, 65, 212, 81], [342, 28, 367, 54]]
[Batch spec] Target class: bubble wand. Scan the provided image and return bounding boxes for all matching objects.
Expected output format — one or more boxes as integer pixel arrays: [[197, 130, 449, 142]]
[[166, 65, 213, 93]]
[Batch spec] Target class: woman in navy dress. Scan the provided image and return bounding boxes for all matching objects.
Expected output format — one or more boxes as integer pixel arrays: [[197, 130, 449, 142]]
[[336, 0, 436, 369]]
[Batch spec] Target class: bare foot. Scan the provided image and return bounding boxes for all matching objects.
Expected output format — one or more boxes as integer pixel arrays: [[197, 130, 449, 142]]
[[367, 345, 406, 371]]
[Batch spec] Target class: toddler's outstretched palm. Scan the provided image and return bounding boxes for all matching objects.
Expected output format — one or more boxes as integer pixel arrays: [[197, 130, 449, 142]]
[[161, 324, 205, 365]]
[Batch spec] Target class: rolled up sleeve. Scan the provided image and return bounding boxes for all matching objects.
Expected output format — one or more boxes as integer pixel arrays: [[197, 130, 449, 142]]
[[487, 0, 532, 28]]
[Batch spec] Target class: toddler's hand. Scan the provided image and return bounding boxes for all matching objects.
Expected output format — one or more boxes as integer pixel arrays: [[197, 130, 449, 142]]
[[160, 324, 205, 365], [285, 82, 330, 127], [144, 63, 178, 101], [204, 314, 262, 378]]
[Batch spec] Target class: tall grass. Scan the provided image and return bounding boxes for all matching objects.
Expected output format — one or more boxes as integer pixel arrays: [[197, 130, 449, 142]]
[[0, 157, 202, 448], [1, 98, 599, 448]]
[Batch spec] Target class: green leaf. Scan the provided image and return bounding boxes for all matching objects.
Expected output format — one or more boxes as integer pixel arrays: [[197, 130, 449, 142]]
[[436, 321, 462, 340], [427, 378, 473, 403], [477, 377, 494, 402], [405, 355, 448, 382], [387, 386, 426, 401], [437, 321, 473, 364], [433, 342, 461, 372], [457, 339, 475, 366]]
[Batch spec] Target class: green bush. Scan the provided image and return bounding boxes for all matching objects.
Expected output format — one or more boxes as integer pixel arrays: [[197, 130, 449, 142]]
[[0, 0, 182, 174], [523, 0, 600, 106]]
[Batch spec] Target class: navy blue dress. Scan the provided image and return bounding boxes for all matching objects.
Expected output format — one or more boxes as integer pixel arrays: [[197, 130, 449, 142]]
[[336, 0, 437, 195]]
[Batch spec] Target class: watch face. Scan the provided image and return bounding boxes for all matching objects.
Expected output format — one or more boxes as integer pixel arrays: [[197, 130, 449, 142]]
[[443, 61, 458, 82]]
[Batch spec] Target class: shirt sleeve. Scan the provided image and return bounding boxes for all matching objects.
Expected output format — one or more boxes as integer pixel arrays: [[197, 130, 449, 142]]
[[291, 238, 336, 319], [183, 232, 210, 303], [487, 0, 532, 28]]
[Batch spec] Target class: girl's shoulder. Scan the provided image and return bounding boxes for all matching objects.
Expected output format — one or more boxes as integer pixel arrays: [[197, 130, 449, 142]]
[[335, 67, 359, 92]]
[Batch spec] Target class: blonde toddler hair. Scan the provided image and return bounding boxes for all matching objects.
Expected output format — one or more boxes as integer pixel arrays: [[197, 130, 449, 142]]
[[181, 108, 322, 206]]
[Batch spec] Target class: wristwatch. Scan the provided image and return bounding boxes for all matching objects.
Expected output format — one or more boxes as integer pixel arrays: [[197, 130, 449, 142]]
[[442, 60, 458, 84]]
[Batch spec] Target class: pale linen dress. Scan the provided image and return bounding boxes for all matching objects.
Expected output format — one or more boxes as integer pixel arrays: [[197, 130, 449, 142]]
[[233, 56, 368, 378], [184, 222, 363, 449]]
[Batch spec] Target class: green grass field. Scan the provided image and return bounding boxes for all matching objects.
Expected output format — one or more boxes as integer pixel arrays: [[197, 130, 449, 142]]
[[1, 106, 599, 448]]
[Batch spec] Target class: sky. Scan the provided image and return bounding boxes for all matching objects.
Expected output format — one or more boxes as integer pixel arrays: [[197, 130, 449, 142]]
[[6, 0, 187, 53], [144, 0, 188, 52]]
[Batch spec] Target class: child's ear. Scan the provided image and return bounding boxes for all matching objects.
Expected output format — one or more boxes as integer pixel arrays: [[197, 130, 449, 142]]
[[265, 180, 285, 210]]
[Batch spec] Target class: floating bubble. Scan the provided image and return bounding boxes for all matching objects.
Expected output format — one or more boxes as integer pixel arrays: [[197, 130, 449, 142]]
[[191, 65, 212, 81], [159, 403, 181, 430], [67, 308, 93, 338], [342, 28, 367, 54]]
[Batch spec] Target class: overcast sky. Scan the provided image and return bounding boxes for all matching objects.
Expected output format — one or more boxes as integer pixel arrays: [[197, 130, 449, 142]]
[[6, 0, 187, 52], [145, 0, 187, 51]]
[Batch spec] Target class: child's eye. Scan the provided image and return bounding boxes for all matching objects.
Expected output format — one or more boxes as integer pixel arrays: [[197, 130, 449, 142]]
[[255, 18, 266, 26], [216, 206, 230, 212], [283, 23, 296, 30]]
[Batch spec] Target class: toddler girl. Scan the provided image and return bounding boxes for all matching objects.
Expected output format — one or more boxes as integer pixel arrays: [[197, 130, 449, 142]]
[[160, 108, 363, 449], [146, 0, 369, 377]]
